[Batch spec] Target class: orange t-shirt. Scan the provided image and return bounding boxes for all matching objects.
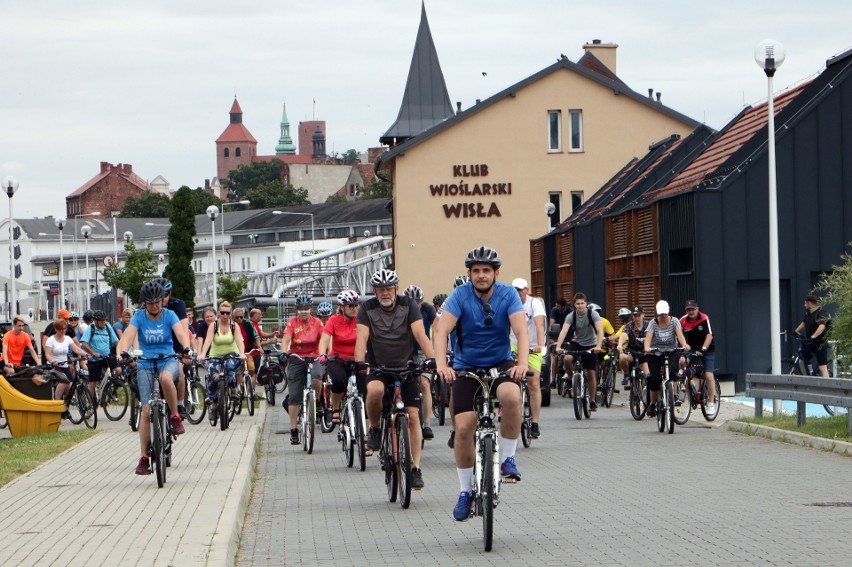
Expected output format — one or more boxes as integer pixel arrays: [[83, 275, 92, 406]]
[[3, 331, 33, 366], [283, 316, 324, 357]]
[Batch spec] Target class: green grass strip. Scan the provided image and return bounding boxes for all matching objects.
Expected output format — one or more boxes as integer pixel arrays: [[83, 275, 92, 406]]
[[740, 414, 852, 442], [0, 429, 97, 488]]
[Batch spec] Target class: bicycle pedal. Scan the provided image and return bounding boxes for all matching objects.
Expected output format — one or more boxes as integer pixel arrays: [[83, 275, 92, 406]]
[[613, 389, 620, 394], [502, 477, 519, 484]]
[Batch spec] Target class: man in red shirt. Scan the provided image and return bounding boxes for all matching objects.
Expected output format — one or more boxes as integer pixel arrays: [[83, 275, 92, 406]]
[[3, 316, 39, 370], [317, 290, 360, 423], [280, 295, 324, 445]]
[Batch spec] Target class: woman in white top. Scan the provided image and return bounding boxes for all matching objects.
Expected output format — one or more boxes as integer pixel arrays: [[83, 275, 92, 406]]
[[45, 317, 88, 402]]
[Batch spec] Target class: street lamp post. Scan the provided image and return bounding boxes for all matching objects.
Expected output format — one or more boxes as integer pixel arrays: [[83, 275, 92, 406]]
[[81, 225, 92, 310], [272, 210, 315, 255], [55, 218, 66, 311], [207, 205, 220, 308], [3, 176, 19, 318], [73, 211, 101, 310], [221, 200, 250, 272], [755, 39, 786, 417]]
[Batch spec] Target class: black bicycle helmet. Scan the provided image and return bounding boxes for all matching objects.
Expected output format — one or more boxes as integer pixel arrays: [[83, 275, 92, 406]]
[[403, 285, 424, 302], [370, 268, 399, 287], [433, 293, 448, 305], [82, 310, 94, 322], [140, 280, 165, 303], [453, 275, 469, 288], [93, 310, 106, 321], [464, 246, 501, 269]]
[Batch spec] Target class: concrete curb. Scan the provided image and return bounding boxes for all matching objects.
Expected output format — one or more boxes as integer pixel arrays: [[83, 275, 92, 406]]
[[206, 403, 266, 567], [724, 420, 852, 457]]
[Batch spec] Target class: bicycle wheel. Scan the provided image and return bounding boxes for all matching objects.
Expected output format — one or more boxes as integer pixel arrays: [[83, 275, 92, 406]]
[[305, 390, 316, 455], [219, 380, 229, 431], [582, 379, 591, 419], [657, 397, 665, 432], [78, 388, 97, 429], [481, 436, 495, 552], [396, 414, 412, 509], [246, 378, 255, 416], [353, 398, 367, 472], [603, 363, 616, 408], [383, 422, 398, 502], [67, 387, 84, 424], [557, 368, 570, 397], [673, 379, 693, 425], [265, 376, 276, 406], [665, 381, 675, 434], [186, 381, 207, 425], [234, 382, 243, 416], [102, 379, 129, 421], [432, 379, 446, 425], [701, 379, 721, 421], [320, 389, 335, 433], [629, 371, 646, 420], [129, 389, 141, 431], [520, 386, 531, 448], [572, 372, 582, 420], [340, 405, 354, 468], [0, 406, 6, 429], [149, 404, 164, 487]]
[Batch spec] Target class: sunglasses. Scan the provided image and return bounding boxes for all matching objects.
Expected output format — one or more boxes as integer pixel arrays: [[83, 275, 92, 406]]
[[69, 317, 79, 321], [234, 316, 244, 320], [220, 311, 231, 315], [481, 302, 493, 326]]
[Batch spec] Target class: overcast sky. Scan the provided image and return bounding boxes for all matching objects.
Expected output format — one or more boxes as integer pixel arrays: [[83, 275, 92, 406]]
[[1, 0, 849, 219]]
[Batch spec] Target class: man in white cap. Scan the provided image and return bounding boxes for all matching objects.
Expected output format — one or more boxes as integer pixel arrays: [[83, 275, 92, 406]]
[[510, 278, 546, 438]]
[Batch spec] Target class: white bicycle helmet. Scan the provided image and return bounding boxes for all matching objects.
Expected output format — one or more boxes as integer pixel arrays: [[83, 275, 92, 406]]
[[317, 302, 334, 317], [403, 285, 424, 302], [370, 268, 399, 287], [336, 289, 360, 306], [464, 246, 502, 269]]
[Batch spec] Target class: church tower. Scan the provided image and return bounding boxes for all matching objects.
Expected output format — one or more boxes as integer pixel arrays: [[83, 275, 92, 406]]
[[274, 101, 297, 155], [215, 98, 258, 184]]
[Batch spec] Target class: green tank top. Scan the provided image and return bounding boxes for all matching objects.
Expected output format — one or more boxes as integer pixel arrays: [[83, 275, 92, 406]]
[[209, 324, 238, 357]]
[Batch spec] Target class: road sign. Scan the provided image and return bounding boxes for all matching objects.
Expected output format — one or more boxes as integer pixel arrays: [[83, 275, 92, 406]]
[[103, 256, 115, 267]]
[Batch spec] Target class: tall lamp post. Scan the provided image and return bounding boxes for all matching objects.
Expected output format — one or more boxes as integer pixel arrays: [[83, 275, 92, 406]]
[[73, 211, 100, 310], [272, 210, 315, 255], [755, 39, 785, 417], [207, 205, 220, 308], [221, 200, 250, 272], [3, 176, 19, 318], [55, 218, 67, 311], [81, 225, 92, 310]]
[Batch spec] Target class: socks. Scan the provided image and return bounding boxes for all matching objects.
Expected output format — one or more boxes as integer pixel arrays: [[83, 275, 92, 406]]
[[498, 437, 518, 462], [457, 467, 473, 493]]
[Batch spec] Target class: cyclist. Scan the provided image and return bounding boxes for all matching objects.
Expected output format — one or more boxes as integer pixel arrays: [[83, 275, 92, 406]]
[[510, 277, 546, 438], [116, 279, 192, 475], [432, 246, 529, 521], [616, 306, 649, 387], [80, 310, 120, 400], [3, 315, 40, 373], [44, 317, 87, 410], [194, 308, 217, 354], [548, 298, 570, 385], [41, 308, 73, 364], [198, 301, 247, 409], [113, 308, 134, 339], [317, 301, 334, 325], [280, 295, 324, 445], [317, 289, 361, 424], [794, 294, 831, 378], [78, 310, 94, 341], [679, 300, 716, 404], [432, 293, 448, 312], [250, 308, 279, 399], [404, 284, 438, 440], [555, 293, 603, 410], [157, 278, 191, 420], [233, 307, 260, 389], [642, 300, 690, 417], [355, 269, 435, 489]]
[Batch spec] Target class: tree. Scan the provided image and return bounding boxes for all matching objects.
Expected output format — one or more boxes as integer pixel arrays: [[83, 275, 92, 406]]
[[223, 160, 285, 201], [102, 240, 157, 305], [245, 180, 310, 208], [163, 186, 197, 307], [341, 149, 359, 165], [357, 176, 390, 200], [325, 193, 347, 204], [190, 189, 222, 215], [814, 250, 852, 362], [217, 271, 248, 305], [121, 190, 172, 218]]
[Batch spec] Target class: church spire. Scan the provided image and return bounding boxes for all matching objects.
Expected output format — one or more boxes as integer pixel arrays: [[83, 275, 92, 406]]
[[380, 2, 454, 147], [275, 101, 297, 155]]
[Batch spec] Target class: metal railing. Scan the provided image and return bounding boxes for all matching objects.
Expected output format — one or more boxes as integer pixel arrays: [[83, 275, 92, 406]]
[[746, 373, 852, 434]]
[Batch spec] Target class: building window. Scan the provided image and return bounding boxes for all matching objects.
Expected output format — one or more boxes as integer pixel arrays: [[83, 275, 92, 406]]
[[379, 224, 392, 236], [193, 260, 202, 272], [548, 110, 562, 152], [279, 231, 299, 242], [217, 259, 224, 271], [571, 191, 584, 213], [569, 110, 583, 152], [267, 256, 277, 268], [236, 147, 241, 157], [224, 147, 230, 158], [241, 257, 251, 271], [327, 227, 349, 238], [548, 191, 562, 229], [669, 248, 694, 275]]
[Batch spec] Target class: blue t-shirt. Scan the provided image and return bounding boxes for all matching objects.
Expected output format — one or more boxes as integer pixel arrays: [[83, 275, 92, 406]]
[[441, 281, 523, 369], [130, 308, 181, 368], [82, 323, 119, 358]]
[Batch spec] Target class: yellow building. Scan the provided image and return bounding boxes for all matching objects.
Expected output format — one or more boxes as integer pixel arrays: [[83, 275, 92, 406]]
[[376, 10, 701, 299]]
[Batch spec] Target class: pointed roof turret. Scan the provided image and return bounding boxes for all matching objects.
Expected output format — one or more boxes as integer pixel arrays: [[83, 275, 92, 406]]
[[216, 97, 257, 143], [275, 101, 297, 155], [380, 2, 454, 147]]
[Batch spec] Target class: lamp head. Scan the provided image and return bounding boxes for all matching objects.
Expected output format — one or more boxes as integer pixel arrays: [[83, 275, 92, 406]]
[[81, 225, 92, 238], [123, 231, 133, 242], [544, 202, 557, 216], [2, 176, 19, 197], [206, 205, 220, 220], [754, 39, 785, 77], [55, 217, 67, 230]]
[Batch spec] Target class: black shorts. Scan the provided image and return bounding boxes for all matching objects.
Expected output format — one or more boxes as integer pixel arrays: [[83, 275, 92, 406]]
[[367, 372, 421, 408], [808, 342, 829, 366], [452, 360, 514, 414], [565, 341, 597, 371], [88, 357, 117, 383]]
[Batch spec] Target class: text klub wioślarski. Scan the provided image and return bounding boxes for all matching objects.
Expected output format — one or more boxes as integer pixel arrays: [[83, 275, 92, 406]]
[[430, 164, 510, 218]]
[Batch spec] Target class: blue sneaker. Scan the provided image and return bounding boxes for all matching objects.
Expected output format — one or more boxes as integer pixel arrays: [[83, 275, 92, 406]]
[[453, 491, 473, 521], [500, 456, 522, 481]]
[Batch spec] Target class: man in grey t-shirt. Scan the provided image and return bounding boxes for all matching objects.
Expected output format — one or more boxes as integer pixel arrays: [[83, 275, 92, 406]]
[[555, 293, 604, 410]]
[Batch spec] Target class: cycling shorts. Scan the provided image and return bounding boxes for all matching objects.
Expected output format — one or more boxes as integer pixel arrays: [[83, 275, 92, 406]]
[[451, 360, 514, 414], [367, 372, 422, 408]]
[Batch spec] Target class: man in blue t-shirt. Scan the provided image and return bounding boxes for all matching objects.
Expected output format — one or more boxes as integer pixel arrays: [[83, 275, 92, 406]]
[[80, 310, 119, 400], [432, 246, 529, 522]]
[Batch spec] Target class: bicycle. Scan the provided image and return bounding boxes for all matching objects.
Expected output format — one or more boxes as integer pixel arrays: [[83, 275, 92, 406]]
[[455, 368, 525, 552], [371, 361, 429, 509], [784, 331, 847, 416], [183, 360, 207, 425], [430, 367, 450, 426], [683, 352, 720, 421], [205, 354, 241, 431], [562, 350, 593, 420], [552, 346, 571, 398], [318, 369, 335, 433], [232, 361, 255, 417], [596, 341, 619, 408], [646, 348, 683, 434], [283, 353, 318, 454], [125, 353, 181, 488], [332, 356, 367, 471], [519, 376, 533, 448], [51, 356, 97, 429], [91, 357, 129, 421], [257, 346, 284, 406], [627, 350, 648, 420]]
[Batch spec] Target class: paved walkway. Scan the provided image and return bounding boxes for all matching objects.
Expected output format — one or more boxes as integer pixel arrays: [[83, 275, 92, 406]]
[[238, 390, 852, 566], [0, 401, 264, 567]]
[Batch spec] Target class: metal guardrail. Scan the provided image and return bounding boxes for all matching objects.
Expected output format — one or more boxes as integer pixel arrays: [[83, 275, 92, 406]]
[[745, 373, 852, 434]]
